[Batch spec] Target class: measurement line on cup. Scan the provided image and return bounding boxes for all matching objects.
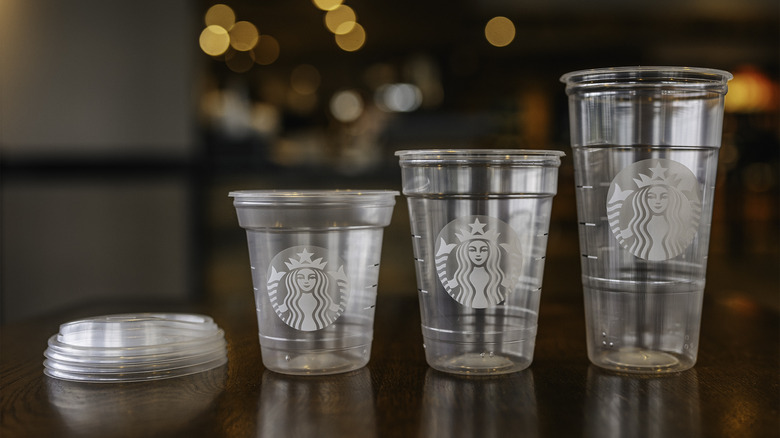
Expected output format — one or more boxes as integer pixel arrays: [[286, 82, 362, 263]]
[[366, 284, 378, 289], [411, 234, 422, 238], [576, 185, 594, 189], [579, 222, 597, 227], [363, 305, 376, 310], [582, 254, 599, 260], [418, 289, 429, 294], [414, 257, 424, 263]]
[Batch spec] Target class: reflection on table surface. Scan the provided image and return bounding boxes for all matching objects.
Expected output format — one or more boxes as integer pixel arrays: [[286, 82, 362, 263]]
[[258, 369, 377, 438], [1, 254, 777, 438], [584, 366, 701, 438], [46, 366, 227, 436], [421, 369, 538, 438]]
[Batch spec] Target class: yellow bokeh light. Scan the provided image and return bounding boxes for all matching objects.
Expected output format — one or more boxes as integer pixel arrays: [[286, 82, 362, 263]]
[[200, 25, 231, 56], [335, 23, 365, 52], [253, 35, 280, 65], [312, 0, 343, 11], [230, 21, 259, 51], [226, 49, 255, 73], [726, 68, 775, 113], [325, 5, 356, 35], [335, 21, 357, 35], [291, 64, 321, 95], [205, 4, 235, 30], [485, 16, 515, 47]]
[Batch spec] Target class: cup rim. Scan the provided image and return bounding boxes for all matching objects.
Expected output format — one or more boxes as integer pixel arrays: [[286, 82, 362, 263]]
[[229, 189, 399, 205], [395, 149, 564, 156], [395, 149, 565, 166], [560, 66, 732, 93]]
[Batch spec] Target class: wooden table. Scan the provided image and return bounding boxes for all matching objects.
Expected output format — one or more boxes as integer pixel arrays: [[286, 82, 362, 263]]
[[2, 256, 778, 438]]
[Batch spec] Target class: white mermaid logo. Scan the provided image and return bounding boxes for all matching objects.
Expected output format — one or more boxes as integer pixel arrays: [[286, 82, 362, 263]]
[[267, 247, 349, 331], [607, 159, 702, 261], [435, 217, 521, 308]]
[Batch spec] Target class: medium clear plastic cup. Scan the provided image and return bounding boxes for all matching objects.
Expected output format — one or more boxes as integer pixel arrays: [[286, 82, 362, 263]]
[[396, 150, 564, 375], [230, 190, 398, 375], [561, 66, 732, 373]]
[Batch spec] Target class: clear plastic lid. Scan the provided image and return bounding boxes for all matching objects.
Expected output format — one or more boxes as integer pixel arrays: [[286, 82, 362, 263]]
[[43, 313, 228, 383]]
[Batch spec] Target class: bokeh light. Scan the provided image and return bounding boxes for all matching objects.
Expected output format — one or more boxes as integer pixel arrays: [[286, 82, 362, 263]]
[[375, 83, 422, 112], [325, 5, 357, 35], [251, 102, 281, 136], [726, 66, 777, 113], [335, 23, 365, 52], [312, 0, 343, 11], [485, 16, 515, 47], [291, 65, 321, 95], [205, 4, 235, 30], [229, 21, 259, 51], [253, 35, 280, 65], [225, 49, 255, 73], [330, 90, 364, 122], [200, 25, 231, 56]]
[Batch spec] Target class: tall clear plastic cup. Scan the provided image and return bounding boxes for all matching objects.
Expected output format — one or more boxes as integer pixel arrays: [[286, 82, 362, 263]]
[[561, 67, 732, 373], [230, 190, 398, 375], [396, 150, 564, 375]]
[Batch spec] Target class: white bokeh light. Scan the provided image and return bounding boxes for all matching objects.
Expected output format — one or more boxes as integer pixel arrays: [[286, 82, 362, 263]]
[[329, 90, 364, 122], [375, 83, 422, 112]]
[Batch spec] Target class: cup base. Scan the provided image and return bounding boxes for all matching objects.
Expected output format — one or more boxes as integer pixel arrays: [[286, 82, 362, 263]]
[[261, 344, 371, 376], [590, 348, 694, 374], [426, 351, 531, 376]]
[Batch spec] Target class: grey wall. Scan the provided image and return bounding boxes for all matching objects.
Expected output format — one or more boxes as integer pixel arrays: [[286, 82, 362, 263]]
[[1, 0, 198, 323], [0, 0, 195, 158]]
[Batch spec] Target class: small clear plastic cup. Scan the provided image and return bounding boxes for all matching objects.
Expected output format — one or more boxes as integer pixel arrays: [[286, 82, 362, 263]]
[[230, 190, 398, 375]]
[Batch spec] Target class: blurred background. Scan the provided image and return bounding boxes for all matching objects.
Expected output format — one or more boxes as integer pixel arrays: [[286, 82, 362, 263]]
[[1, 0, 778, 323]]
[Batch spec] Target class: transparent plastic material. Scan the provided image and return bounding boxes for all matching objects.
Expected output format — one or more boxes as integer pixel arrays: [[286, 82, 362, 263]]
[[561, 66, 732, 373], [230, 190, 398, 375], [397, 150, 563, 375], [43, 313, 228, 382]]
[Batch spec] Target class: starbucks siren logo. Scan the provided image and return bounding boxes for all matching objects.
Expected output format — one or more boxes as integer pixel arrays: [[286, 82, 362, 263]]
[[607, 159, 702, 261], [267, 246, 349, 331], [435, 216, 522, 308]]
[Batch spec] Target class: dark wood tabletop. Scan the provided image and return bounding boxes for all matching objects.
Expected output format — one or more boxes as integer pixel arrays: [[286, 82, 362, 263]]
[[2, 255, 778, 438]]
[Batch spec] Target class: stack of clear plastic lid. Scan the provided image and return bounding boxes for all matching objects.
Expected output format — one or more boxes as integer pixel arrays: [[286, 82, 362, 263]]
[[43, 313, 228, 383]]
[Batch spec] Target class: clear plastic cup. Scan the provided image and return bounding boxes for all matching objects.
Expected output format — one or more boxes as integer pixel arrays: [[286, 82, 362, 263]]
[[396, 150, 564, 375], [561, 66, 732, 373], [230, 190, 398, 375]]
